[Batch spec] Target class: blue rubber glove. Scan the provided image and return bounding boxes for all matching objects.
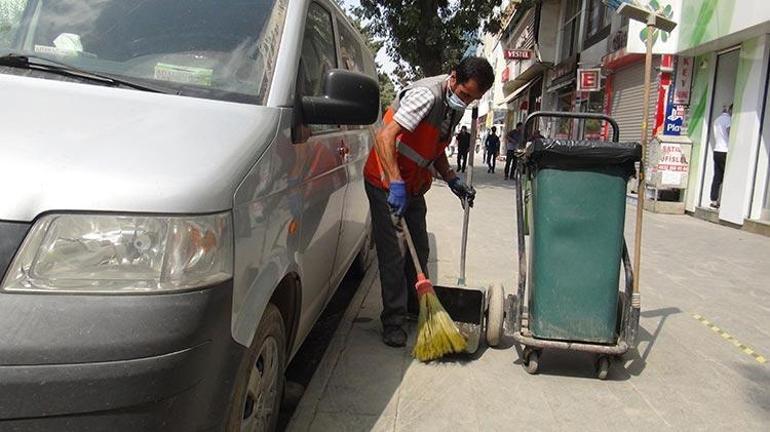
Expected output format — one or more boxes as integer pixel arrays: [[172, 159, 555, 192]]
[[387, 180, 408, 217], [448, 176, 476, 209]]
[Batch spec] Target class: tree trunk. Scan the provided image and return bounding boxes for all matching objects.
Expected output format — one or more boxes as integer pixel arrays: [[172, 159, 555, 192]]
[[415, 0, 443, 77]]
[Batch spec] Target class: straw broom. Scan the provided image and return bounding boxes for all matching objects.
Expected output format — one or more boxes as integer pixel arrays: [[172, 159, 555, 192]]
[[400, 220, 466, 361]]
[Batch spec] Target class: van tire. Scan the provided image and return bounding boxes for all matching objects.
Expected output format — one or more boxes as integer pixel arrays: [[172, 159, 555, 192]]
[[226, 304, 286, 432]]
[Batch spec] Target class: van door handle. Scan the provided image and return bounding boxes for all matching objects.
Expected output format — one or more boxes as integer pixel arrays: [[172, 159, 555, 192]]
[[338, 141, 350, 159]]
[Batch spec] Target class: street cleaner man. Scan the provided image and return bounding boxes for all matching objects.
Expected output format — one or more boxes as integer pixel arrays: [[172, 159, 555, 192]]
[[364, 57, 495, 347]]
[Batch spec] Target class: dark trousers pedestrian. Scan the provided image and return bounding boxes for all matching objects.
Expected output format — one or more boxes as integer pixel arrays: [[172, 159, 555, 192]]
[[504, 150, 517, 179], [487, 152, 498, 173], [710, 151, 727, 203], [365, 182, 428, 327], [457, 151, 468, 173]]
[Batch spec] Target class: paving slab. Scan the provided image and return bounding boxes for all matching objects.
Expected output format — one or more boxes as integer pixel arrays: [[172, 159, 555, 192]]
[[288, 153, 770, 432]]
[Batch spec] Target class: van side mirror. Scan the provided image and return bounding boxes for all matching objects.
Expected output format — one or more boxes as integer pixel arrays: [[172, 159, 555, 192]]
[[301, 69, 379, 125]]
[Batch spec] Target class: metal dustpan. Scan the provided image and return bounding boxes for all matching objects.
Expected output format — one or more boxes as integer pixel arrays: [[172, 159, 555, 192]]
[[430, 111, 504, 355], [433, 284, 486, 354]]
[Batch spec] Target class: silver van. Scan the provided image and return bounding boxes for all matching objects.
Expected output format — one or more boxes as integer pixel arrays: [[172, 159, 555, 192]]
[[0, 0, 379, 430]]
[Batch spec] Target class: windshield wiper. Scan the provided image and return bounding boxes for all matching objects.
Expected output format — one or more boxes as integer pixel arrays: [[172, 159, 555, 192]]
[[0, 53, 174, 94]]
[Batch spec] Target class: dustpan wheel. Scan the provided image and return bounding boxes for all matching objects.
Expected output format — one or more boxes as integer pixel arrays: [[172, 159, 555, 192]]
[[486, 284, 505, 347]]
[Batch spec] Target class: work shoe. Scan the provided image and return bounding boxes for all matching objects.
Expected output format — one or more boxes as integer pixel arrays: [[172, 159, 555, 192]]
[[382, 325, 407, 347]]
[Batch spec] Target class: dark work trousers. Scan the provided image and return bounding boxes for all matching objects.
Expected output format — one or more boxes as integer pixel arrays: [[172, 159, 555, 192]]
[[457, 151, 468, 172], [504, 150, 517, 178], [365, 181, 429, 327], [487, 151, 498, 172], [710, 151, 727, 202]]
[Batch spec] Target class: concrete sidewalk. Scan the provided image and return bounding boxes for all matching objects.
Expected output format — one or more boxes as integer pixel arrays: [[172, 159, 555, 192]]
[[288, 153, 770, 432]]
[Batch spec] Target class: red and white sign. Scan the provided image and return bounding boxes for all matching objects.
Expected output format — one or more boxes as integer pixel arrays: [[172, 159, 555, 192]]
[[673, 56, 694, 105], [577, 68, 601, 92], [504, 49, 532, 60]]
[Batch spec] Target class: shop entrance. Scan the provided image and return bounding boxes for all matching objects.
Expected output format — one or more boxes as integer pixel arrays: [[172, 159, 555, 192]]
[[699, 48, 740, 208]]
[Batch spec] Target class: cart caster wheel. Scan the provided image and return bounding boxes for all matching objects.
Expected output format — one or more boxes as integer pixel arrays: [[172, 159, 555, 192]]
[[596, 356, 610, 380], [485, 284, 505, 347], [523, 349, 539, 375]]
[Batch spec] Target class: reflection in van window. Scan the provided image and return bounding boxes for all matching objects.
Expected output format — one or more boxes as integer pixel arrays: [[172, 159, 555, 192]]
[[0, 0, 287, 104], [298, 2, 337, 98], [338, 23, 365, 74]]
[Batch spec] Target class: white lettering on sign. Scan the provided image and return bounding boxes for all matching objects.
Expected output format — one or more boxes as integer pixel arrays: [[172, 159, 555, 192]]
[[504, 49, 532, 60], [674, 57, 693, 105]]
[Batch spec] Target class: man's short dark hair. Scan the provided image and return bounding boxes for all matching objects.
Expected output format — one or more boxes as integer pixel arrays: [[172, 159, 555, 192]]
[[516, 122, 523, 128], [455, 57, 495, 92], [461, 126, 467, 130], [491, 126, 497, 132]]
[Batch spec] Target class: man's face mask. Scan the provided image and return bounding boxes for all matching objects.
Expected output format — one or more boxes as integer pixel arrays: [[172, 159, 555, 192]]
[[446, 87, 467, 111]]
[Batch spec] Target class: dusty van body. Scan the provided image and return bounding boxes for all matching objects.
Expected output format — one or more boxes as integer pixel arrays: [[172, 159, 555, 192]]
[[0, 0, 379, 430]]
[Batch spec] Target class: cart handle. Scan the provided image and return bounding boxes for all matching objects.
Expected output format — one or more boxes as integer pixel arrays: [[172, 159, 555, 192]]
[[523, 111, 620, 143]]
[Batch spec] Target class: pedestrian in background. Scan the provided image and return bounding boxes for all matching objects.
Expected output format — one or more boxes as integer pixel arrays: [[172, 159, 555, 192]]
[[485, 126, 500, 173], [710, 104, 731, 208], [504, 122, 523, 180], [456, 126, 471, 173]]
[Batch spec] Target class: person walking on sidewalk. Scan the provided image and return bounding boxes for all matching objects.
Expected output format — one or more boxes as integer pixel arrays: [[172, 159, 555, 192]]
[[710, 104, 731, 208], [485, 126, 500, 174], [504, 122, 523, 180], [456, 126, 471, 173], [364, 56, 494, 347]]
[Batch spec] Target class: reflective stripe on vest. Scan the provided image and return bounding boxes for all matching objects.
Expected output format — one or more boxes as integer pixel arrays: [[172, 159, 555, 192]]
[[397, 141, 433, 168]]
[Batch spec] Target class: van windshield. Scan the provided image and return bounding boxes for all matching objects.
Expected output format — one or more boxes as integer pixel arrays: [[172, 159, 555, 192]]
[[0, 0, 286, 104]]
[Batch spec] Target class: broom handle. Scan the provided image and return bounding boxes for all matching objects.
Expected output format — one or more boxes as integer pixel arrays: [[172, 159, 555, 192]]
[[400, 219, 425, 276]]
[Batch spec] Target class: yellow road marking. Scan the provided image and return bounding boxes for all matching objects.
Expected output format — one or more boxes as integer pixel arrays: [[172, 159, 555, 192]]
[[692, 314, 767, 364]]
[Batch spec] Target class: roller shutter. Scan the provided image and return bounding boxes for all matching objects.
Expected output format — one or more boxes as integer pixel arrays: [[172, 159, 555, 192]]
[[610, 59, 660, 143]]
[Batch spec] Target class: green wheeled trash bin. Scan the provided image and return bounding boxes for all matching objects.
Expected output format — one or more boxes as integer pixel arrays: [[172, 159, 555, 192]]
[[510, 111, 642, 379], [529, 143, 639, 343]]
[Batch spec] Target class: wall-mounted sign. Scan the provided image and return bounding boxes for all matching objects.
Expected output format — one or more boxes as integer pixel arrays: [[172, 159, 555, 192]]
[[577, 68, 601, 92], [504, 49, 533, 60], [673, 56, 693, 105]]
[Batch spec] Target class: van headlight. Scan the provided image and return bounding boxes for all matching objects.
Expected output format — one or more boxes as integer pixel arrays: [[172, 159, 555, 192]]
[[1, 213, 233, 293]]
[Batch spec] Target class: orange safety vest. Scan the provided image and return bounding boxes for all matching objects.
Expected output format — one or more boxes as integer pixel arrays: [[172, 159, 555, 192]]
[[364, 75, 461, 195]]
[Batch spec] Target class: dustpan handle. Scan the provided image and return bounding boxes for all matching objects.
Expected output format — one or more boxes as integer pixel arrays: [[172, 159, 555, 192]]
[[400, 219, 425, 276], [458, 106, 479, 285]]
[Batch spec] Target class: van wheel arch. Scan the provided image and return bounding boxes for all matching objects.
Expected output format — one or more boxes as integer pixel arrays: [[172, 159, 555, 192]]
[[269, 273, 302, 357]]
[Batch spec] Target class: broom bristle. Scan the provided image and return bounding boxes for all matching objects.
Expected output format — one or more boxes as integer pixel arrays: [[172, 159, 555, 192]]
[[412, 289, 467, 361]]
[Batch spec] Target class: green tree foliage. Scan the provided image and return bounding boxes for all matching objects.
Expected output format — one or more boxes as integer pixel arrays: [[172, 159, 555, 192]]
[[378, 71, 396, 113], [344, 10, 397, 112], [352, 0, 502, 77]]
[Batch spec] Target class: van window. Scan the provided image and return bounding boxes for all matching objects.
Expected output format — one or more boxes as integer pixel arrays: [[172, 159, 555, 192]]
[[298, 3, 337, 98], [337, 22, 366, 75], [0, 1, 28, 47], [0, 0, 287, 104], [296, 2, 339, 135]]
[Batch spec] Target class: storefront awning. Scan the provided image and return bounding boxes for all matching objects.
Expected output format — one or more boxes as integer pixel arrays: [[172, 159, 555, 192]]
[[500, 62, 549, 106]]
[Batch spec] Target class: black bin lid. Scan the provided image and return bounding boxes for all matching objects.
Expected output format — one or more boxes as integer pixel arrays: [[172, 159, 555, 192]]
[[530, 139, 642, 170]]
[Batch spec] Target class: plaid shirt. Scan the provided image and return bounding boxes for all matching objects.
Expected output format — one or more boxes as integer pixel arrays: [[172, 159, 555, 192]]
[[393, 85, 458, 141]]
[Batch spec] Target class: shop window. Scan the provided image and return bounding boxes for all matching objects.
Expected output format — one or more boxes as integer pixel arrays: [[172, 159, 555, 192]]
[[585, 0, 611, 48], [559, 0, 581, 62]]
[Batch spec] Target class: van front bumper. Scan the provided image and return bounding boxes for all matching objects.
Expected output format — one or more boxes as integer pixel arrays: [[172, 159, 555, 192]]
[[0, 281, 246, 431]]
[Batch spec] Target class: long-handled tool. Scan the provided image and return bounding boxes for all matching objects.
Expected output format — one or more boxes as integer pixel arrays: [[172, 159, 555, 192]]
[[400, 219, 467, 361]]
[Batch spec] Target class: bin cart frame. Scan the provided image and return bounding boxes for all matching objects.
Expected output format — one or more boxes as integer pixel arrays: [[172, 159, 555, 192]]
[[507, 111, 641, 380]]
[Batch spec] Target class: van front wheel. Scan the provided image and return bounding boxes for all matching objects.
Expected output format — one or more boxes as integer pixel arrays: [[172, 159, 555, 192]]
[[227, 304, 286, 432]]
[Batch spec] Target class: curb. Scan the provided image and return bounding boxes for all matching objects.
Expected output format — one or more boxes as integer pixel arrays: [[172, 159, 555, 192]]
[[286, 262, 379, 431]]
